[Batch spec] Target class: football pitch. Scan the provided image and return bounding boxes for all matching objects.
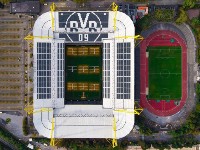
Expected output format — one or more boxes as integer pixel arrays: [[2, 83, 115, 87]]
[[65, 45, 102, 103], [148, 46, 182, 100]]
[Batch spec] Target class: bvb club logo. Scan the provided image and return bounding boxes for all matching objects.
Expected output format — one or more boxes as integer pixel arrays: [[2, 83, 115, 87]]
[[65, 12, 102, 42]]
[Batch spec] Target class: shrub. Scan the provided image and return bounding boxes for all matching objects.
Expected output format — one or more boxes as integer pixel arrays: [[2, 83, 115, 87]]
[[135, 15, 152, 34], [183, 0, 196, 9], [191, 17, 200, 26], [5, 118, 11, 124], [154, 9, 175, 22], [22, 117, 29, 136], [176, 8, 188, 24]]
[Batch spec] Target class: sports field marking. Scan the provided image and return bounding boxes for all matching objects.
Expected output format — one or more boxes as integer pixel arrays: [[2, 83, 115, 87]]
[[68, 66, 77, 72], [89, 66, 100, 74], [150, 73, 181, 75], [89, 47, 100, 56], [81, 92, 86, 99], [67, 82, 78, 91], [78, 65, 89, 74], [156, 57, 175, 59], [78, 82, 89, 91], [148, 46, 182, 100], [78, 47, 89, 56], [67, 47, 78, 56], [146, 52, 149, 58], [160, 95, 170, 99], [89, 83, 100, 91]]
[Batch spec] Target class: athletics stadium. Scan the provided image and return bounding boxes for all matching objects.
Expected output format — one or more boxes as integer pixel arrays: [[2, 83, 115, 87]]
[[32, 10, 136, 141]]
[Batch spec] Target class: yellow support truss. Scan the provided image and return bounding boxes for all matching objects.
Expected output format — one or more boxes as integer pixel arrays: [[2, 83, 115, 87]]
[[111, 2, 118, 31], [24, 35, 53, 41], [50, 118, 55, 146], [115, 35, 144, 40], [115, 35, 144, 47], [50, 3, 56, 31], [24, 105, 52, 115], [114, 102, 143, 115], [112, 117, 118, 148], [134, 102, 144, 115], [115, 109, 143, 115]]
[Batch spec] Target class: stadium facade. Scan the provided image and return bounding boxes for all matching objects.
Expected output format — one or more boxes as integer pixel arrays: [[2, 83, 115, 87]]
[[33, 11, 135, 139]]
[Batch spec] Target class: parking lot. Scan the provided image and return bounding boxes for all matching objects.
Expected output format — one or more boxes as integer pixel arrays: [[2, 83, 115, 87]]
[[0, 7, 29, 111]]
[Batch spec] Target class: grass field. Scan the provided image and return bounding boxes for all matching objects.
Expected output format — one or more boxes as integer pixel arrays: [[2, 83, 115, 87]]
[[148, 46, 182, 100], [65, 45, 102, 103]]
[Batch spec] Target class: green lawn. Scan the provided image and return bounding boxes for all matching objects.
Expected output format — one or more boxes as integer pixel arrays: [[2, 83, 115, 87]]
[[65, 46, 102, 103], [148, 46, 182, 100]]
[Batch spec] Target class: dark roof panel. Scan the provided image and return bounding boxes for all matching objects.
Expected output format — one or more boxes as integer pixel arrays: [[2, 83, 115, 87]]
[[10, 1, 40, 14]]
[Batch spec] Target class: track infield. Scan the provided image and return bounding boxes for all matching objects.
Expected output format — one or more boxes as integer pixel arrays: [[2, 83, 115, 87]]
[[148, 46, 182, 100]]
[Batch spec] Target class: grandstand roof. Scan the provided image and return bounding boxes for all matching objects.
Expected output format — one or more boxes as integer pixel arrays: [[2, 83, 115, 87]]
[[33, 11, 135, 139]]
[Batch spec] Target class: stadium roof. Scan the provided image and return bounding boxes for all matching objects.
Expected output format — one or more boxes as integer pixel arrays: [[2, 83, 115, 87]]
[[33, 11, 135, 139]]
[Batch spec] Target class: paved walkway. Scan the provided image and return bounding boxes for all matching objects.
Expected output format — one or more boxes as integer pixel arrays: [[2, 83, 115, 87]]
[[0, 113, 28, 140]]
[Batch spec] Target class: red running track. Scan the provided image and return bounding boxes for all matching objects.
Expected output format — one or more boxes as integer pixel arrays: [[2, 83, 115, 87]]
[[140, 30, 187, 116]]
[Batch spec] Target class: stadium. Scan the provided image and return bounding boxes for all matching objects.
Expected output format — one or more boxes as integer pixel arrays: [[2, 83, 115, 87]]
[[32, 10, 136, 141]]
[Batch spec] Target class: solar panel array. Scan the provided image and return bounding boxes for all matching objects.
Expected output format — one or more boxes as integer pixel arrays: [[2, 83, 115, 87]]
[[116, 43, 131, 99], [103, 43, 110, 98], [37, 42, 51, 99], [57, 43, 64, 98]]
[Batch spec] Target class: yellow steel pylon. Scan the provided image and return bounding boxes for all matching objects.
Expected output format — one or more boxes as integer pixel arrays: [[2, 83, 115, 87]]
[[112, 117, 118, 148], [24, 105, 52, 115], [50, 118, 55, 146], [115, 35, 144, 40], [24, 35, 53, 41], [107, 2, 118, 31], [115, 109, 143, 115], [50, 3, 56, 31], [114, 102, 143, 115], [115, 35, 144, 47], [24, 105, 55, 147], [111, 2, 118, 31], [134, 102, 144, 115]]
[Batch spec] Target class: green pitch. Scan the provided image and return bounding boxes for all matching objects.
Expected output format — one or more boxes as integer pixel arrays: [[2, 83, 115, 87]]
[[148, 46, 182, 100], [65, 45, 102, 103]]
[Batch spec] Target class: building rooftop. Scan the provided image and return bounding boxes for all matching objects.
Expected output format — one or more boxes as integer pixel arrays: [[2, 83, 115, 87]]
[[33, 11, 135, 139], [10, 1, 40, 14]]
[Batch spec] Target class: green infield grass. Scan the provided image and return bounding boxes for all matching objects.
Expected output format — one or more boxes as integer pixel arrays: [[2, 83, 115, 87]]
[[148, 46, 182, 100]]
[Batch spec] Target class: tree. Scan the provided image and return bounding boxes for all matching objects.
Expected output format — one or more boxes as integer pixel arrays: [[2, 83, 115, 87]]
[[0, 0, 10, 4], [22, 117, 29, 136], [176, 8, 188, 24], [183, 0, 196, 9], [73, 0, 87, 4], [5, 118, 11, 124], [135, 15, 152, 34], [138, 140, 151, 150], [135, 115, 155, 135], [152, 9, 175, 22], [171, 135, 197, 149], [151, 141, 171, 150], [191, 17, 200, 26]]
